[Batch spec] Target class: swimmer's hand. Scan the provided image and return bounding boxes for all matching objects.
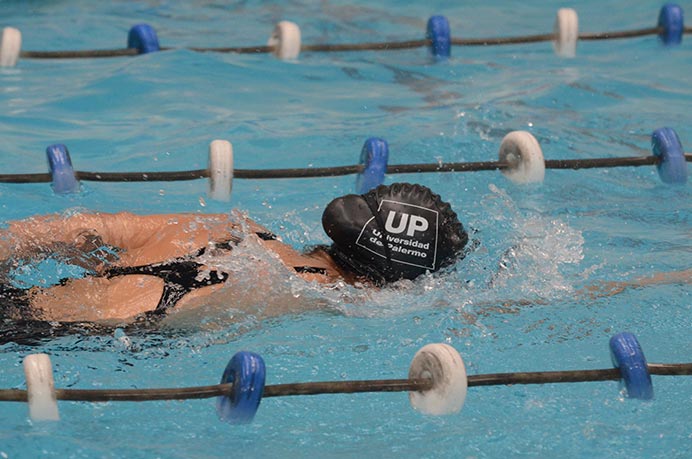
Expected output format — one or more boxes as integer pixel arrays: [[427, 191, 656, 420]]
[[2, 230, 121, 275], [54, 231, 121, 274], [0, 245, 8, 262], [0, 231, 12, 261]]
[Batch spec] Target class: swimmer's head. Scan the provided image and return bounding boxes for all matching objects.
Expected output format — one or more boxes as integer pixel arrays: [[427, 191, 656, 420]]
[[322, 183, 468, 284]]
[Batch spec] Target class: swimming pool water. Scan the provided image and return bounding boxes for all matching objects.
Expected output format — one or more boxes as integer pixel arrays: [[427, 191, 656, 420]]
[[1, 0, 691, 458]]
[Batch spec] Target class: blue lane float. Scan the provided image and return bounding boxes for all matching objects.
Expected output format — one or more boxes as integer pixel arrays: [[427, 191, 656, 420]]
[[46, 144, 79, 194], [652, 127, 687, 184], [127, 24, 160, 54], [356, 137, 389, 194], [216, 351, 266, 424], [426, 15, 451, 58], [658, 3, 685, 45], [609, 332, 654, 400]]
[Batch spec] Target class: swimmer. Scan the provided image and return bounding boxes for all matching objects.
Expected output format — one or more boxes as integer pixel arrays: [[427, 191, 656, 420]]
[[0, 183, 468, 341], [1, 182, 689, 345]]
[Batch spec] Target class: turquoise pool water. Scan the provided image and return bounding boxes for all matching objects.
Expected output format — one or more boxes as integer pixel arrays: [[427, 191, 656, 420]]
[[1, 0, 691, 457]]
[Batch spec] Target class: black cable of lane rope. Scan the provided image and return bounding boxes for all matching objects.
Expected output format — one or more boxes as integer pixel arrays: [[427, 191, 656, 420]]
[[301, 39, 431, 53], [76, 169, 210, 182], [451, 27, 663, 46], [469, 362, 692, 386], [79, 154, 686, 179], [0, 172, 51, 183], [2, 363, 691, 403], [0, 155, 689, 184], [579, 26, 663, 41], [187, 45, 274, 54], [0, 379, 433, 403], [17, 40, 433, 58], [234, 164, 363, 179], [543, 156, 659, 169], [19, 47, 181, 59], [20, 48, 140, 59], [189, 40, 433, 53], [451, 34, 554, 46], [0, 170, 210, 184]]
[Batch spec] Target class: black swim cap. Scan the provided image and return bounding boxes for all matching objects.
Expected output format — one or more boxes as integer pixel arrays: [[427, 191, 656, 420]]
[[322, 183, 468, 283]]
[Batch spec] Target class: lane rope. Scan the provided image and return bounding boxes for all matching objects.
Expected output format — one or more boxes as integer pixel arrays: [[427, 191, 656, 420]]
[[1, 154, 686, 183], [3, 362, 691, 403], [3, 332, 690, 423], [0, 128, 688, 201], [1, 5, 688, 67]]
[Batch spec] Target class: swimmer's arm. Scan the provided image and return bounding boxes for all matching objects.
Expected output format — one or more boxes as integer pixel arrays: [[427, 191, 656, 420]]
[[488, 269, 692, 312], [0, 211, 249, 260], [577, 268, 692, 298], [0, 212, 177, 258]]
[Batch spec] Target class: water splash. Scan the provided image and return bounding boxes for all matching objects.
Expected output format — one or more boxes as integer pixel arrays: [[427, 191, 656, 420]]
[[324, 183, 586, 321]]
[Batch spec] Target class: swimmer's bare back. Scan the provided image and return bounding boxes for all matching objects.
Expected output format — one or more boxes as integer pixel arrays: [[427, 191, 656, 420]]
[[0, 212, 344, 323]]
